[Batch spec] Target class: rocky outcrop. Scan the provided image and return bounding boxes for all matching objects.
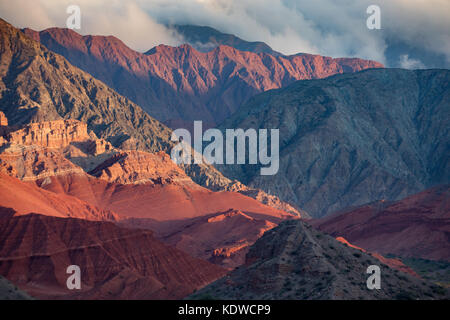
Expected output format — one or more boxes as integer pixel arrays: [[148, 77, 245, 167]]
[[0, 144, 85, 181], [312, 185, 450, 261], [191, 220, 449, 300], [89, 150, 195, 186], [0, 119, 114, 181], [219, 68, 450, 217], [5, 120, 91, 149], [0, 213, 226, 299], [23, 26, 383, 126]]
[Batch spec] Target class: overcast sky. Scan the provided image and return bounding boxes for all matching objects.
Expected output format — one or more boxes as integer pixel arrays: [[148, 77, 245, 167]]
[[0, 0, 449, 67]]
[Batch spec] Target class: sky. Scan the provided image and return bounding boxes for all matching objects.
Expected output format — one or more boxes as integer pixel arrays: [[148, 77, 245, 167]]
[[0, 0, 449, 68]]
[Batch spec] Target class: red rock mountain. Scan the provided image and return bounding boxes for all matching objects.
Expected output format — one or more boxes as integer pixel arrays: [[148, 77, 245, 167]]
[[0, 213, 226, 299], [1, 19, 303, 214], [312, 186, 450, 261], [147, 209, 281, 269], [22, 27, 383, 126], [0, 173, 117, 221], [0, 113, 297, 271]]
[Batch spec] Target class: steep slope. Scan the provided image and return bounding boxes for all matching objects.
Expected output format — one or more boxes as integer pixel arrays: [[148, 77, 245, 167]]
[[191, 220, 449, 300], [219, 68, 450, 217], [22, 26, 383, 126], [0, 213, 226, 299], [39, 173, 292, 222], [171, 24, 281, 55], [0, 173, 118, 221], [312, 185, 450, 261]]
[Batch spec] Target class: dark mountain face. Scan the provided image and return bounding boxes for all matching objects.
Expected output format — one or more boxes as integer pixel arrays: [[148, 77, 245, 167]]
[[190, 220, 449, 300], [218, 68, 450, 218], [311, 185, 450, 262], [170, 24, 281, 56], [22, 26, 382, 127]]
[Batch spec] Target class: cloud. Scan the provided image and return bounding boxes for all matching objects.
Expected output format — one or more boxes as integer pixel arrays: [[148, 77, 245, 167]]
[[138, 0, 450, 65], [0, 0, 183, 52], [0, 0, 448, 67], [399, 55, 425, 69]]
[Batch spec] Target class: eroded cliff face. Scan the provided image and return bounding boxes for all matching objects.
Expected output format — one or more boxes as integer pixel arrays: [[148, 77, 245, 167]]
[[4, 120, 91, 148], [89, 151, 196, 186]]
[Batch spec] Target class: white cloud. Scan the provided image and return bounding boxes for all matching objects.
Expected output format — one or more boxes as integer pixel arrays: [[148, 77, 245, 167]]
[[399, 55, 425, 69], [0, 0, 448, 66], [0, 0, 183, 52]]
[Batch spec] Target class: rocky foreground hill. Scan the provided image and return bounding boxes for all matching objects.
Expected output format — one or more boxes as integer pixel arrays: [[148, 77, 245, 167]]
[[191, 220, 449, 300], [219, 68, 450, 217]]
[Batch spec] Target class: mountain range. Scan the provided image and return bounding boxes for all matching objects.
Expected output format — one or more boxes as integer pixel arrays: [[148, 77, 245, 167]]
[[22, 26, 382, 127], [218, 68, 449, 217], [0, 16, 449, 300]]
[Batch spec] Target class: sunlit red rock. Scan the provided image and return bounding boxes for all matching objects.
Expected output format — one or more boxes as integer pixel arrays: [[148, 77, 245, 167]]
[[0, 213, 226, 299]]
